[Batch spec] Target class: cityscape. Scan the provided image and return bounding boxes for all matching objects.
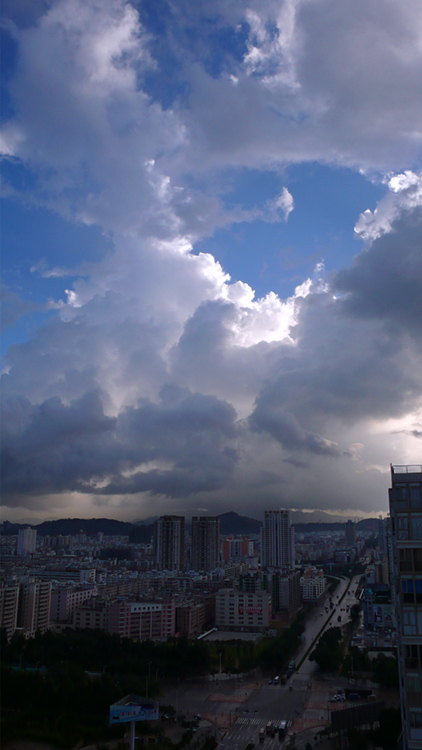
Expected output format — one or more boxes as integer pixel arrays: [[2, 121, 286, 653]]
[[1, 1, 421, 750], [1, 466, 421, 749]]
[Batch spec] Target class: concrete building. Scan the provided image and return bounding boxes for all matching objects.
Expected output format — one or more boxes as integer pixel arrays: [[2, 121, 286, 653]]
[[378, 515, 387, 555], [389, 464, 422, 749], [17, 527, 37, 556], [363, 586, 394, 630], [222, 537, 254, 562], [191, 516, 220, 572], [154, 516, 185, 571], [345, 520, 357, 546], [74, 601, 109, 630], [50, 583, 96, 622], [216, 588, 272, 632], [300, 567, 327, 603], [17, 580, 51, 637], [108, 601, 163, 640], [0, 584, 20, 640], [261, 510, 295, 569], [175, 601, 205, 637]]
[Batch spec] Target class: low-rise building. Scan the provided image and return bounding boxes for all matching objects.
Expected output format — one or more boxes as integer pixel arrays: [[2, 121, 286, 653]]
[[300, 567, 326, 603], [216, 588, 272, 632]]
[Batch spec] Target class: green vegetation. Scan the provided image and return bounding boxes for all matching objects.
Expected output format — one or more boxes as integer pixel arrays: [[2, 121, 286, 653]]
[[342, 646, 399, 689], [309, 627, 342, 672], [0, 614, 305, 748]]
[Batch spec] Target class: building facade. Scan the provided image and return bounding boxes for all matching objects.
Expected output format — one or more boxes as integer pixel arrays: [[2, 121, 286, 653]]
[[261, 510, 295, 569], [389, 464, 422, 749], [0, 584, 20, 640], [300, 567, 327, 603], [154, 516, 185, 571], [17, 580, 51, 637], [345, 520, 357, 546], [216, 589, 272, 632], [191, 516, 220, 572], [17, 527, 37, 556]]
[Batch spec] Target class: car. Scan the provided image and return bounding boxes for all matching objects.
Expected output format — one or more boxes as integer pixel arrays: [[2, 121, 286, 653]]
[[337, 616, 342, 622], [268, 679, 273, 684], [289, 684, 293, 691], [329, 696, 339, 702]]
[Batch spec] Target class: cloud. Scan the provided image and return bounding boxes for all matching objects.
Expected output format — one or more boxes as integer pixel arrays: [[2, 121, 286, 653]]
[[336, 202, 422, 340], [1, 0, 422, 519], [1, 386, 239, 503]]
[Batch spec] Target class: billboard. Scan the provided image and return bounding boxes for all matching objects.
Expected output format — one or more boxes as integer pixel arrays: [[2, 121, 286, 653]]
[[331, 701, 384, 733], [373, 604, 394, 627], [110, 695, 159, 724], [238, 606, 262, 615]]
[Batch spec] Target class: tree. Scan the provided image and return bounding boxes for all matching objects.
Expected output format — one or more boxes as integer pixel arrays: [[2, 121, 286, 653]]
[[372, 708, 402, 749], [309, 627, 342, 672], [372, 653, 399, 689]]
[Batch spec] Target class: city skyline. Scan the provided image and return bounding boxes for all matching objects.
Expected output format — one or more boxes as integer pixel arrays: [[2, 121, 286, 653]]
[[1, 0, 421, 524]]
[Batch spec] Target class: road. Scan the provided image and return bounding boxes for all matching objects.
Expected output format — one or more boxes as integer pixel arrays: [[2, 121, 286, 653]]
[[161, 575, 362, 750], [215, 574, 362, 749]]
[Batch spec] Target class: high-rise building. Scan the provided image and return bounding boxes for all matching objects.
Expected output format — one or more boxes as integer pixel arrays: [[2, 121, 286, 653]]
[[153, 516, 185, 571], [378, 515, 387, 555], [345, 520, 356, 546], [17, 580, 51, 637], [389, 464, 422, 749], [0, 585, 20, 640], [16, 527, 37, 556], [191, 516, 220, 572], [261, 510, 295, 569]]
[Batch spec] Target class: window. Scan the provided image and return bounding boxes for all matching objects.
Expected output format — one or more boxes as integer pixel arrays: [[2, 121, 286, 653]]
[[403, 579, 415, 603], [407, 675, 421, 694], [410, 710, 422, 740], [411, 516, 422, 541], [400, 548, 413, 572], [410, 484, 422, 510], [416, 580, 422, 604], [398, 516, 409, 540], [405, 644, 420, 669], [395, 485, 408, 502], [414, 549, 422, 572], [403, 610, 417, 635]]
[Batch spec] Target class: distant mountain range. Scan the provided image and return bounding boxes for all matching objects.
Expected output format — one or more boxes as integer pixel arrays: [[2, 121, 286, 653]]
[[0, 510, 379, 538]]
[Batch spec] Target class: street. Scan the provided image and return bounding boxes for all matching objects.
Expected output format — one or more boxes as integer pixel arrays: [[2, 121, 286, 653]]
[[162, 575, 362, 749]]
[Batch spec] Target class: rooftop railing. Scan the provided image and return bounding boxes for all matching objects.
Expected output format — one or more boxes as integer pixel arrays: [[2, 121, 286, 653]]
[[392, 464, 422, 474]]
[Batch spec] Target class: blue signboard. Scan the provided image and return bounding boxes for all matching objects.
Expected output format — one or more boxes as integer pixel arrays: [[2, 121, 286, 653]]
[[110, 695, 159, 724]]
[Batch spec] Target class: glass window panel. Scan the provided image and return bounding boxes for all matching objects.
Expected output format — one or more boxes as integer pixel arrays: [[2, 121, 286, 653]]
[[410, 485, 422, 509], [411, 517, 422, 540], [396, 485, 408, 501], [398, 516, 409, 540]]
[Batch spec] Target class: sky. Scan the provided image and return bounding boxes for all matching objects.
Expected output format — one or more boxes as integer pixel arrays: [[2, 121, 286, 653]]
[[1, 0, 422, 524]]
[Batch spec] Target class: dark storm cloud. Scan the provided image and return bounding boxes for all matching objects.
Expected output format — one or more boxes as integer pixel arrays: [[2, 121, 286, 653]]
[[334, 206, 422, 340], [249, 404, 342, 457], [1, 385, 238, 502]]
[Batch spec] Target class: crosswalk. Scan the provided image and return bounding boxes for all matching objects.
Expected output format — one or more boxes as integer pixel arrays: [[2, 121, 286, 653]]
[[236, 717, 292, 727]]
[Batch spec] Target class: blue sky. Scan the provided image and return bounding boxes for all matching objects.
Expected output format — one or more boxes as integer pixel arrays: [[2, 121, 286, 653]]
[[1, 0, 421, 523]]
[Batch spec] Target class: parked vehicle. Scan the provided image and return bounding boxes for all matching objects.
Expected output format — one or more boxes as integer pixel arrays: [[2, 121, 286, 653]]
[[273, 675, 280, 685], [278, 721, 288, 740], [259, 727, 265, 742]]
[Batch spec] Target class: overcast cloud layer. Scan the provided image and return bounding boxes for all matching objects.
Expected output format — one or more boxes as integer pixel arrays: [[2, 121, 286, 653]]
[[1, 0, 422, 522]]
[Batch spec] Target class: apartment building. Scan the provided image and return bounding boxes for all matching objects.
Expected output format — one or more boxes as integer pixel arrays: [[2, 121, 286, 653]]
[[216, 588, 272, 632], [389, 464, 422, 748], [261, 510, 295, 569]]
